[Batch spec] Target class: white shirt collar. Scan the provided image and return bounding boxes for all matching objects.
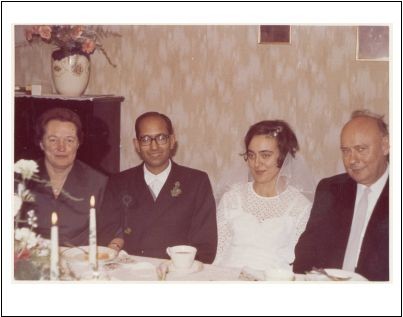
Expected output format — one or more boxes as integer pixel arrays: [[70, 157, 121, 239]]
[[356, 165, 389, 198], [143, 160, 172, 186]]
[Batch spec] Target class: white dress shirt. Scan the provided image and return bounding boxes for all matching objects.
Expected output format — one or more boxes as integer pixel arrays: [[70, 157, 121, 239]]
[[143, 160, 172, 199], [346, 165, 389, 269]]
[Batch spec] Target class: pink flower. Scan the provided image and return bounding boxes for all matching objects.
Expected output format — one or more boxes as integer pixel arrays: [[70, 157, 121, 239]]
[[25, 29, 33, 41], [24, 25, 119, 67], [70, 25, 84, 39], [81, 38, 96, 54], [38, 25, 52, 40], [14, 247, 31, 261], [24, 26, 39, 41]]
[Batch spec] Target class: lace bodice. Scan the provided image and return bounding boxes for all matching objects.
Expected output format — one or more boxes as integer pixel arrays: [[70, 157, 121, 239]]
[[214, 182, 312, 271]]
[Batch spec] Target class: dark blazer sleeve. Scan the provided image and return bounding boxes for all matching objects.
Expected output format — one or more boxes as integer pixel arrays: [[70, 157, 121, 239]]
[[293, 177, 339, 273], [294, 173, 389, 281], [97, 174, 124, 246], [356, 180, 389, 281], [188, 172, 218, 264]]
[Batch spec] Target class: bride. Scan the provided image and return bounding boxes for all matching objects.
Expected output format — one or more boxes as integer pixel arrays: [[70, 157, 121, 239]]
[[214, 120, 316, 273]]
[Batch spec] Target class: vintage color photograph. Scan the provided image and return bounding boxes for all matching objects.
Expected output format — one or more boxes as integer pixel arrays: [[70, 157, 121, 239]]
[[3, 2, 401, 317]]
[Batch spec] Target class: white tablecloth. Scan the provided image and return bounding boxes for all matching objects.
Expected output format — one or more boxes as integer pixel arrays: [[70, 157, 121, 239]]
[[63, 250, 306, 281], [62, 250, 366, 282]]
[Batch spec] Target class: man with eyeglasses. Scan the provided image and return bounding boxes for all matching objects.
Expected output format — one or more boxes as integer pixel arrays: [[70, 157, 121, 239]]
[[98, 112, 217, 263]]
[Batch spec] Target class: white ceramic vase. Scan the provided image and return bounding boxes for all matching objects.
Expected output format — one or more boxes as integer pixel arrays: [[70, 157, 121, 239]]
[[51, 50, 90, 97]]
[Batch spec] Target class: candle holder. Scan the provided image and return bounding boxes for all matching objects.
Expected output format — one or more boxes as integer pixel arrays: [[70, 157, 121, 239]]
[[91, 267, 101, 280]]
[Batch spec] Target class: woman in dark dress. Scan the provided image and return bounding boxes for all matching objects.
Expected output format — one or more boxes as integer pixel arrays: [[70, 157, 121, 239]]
[[21, 107, 108, 246]]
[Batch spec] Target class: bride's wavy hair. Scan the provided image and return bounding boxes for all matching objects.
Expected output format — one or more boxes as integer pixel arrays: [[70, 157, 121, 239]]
[[243, 120, 299, 168]]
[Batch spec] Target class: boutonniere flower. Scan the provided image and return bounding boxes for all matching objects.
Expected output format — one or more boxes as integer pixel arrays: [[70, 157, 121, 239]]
[[170, 181, 182, 197], [122, 194, 133, 208]]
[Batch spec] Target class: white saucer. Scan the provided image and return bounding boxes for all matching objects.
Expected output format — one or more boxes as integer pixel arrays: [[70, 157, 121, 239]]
[[167, 260, 203, 274], [305, 268, 368, 281], [324, 268, 367, 281]]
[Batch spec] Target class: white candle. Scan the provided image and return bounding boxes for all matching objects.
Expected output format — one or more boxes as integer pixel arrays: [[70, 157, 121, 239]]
[[89, 195, 97, 271], [50, 212, 59, 280]]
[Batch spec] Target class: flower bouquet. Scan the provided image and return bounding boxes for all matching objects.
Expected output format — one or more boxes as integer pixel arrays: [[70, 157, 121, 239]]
[[24, 25, 121, 96], [25, 25, 120, 67], [14, 159, 50, 280]]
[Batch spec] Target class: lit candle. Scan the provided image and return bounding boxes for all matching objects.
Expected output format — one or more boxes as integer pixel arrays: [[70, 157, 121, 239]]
[[50, 212, 59, 280], [89, 195, 97, 271]]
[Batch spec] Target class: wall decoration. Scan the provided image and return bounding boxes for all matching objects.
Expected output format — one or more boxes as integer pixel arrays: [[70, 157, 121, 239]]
[[258, 25, 291, 44], [356, 26, 389, 61]]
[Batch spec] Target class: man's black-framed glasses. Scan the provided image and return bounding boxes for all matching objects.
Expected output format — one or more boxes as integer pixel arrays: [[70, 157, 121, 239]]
[[138, 134, 170, 146]]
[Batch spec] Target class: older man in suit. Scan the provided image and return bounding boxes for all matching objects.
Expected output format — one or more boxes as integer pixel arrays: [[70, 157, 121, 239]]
[[293, 110, 389, 281], [98, 112, 217, 263]]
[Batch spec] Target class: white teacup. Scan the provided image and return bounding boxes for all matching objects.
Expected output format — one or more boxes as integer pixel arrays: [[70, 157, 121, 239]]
[[166, 245, 197, 270]]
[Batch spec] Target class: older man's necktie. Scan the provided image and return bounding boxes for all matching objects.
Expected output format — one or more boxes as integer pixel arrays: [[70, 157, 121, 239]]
[[343, 187, 371, 271]]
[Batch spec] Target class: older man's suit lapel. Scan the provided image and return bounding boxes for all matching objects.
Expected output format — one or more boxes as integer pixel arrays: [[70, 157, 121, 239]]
[[336, 177, 389, 280], [356, 179, 389, 280], [293, 173, 389, 280], [331, 177, 358, 267], [362, 179, 389, 244]]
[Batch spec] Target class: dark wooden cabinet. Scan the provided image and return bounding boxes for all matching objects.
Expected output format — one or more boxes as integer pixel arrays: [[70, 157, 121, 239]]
[[14, 94, 124, 176]]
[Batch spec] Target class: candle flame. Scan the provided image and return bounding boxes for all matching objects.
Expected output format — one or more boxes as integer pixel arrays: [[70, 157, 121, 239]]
[[51, 212, 58, 225], [90, 195, 95, 207]]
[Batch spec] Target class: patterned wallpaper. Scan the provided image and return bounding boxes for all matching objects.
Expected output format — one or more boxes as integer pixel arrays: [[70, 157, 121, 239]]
[[14, 25, 389, 200]]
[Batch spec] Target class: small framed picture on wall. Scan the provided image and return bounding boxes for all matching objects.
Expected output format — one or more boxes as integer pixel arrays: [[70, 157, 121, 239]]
[[356, 26, 389, 61], [258, 25, 291, 44]]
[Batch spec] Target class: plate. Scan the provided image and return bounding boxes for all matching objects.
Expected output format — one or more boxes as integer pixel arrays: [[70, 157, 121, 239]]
[[61, 246, 118, 263], [105, 262, 159, 281], [324, 268, 367, 281], [305, 268, 367, 281]]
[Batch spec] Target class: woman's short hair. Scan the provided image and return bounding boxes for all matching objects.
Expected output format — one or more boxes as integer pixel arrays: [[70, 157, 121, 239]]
[[244, 120, 299, 167], [35, 107, 83, 146], [134, 111, 174, 138]]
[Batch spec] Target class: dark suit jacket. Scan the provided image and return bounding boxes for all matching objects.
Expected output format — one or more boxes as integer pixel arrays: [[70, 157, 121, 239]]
[[98, 162, 218, 263], [293, 173, 389, 281], [23, 159, 108, 246]]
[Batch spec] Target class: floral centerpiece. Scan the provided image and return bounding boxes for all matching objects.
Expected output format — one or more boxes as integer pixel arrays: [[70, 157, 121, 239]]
[[25, 25, 120, 67], [14, 159, 50, 280]]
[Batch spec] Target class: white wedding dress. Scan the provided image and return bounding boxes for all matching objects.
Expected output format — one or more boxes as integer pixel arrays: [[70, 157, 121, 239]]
[[214, 182, 312, 272]]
